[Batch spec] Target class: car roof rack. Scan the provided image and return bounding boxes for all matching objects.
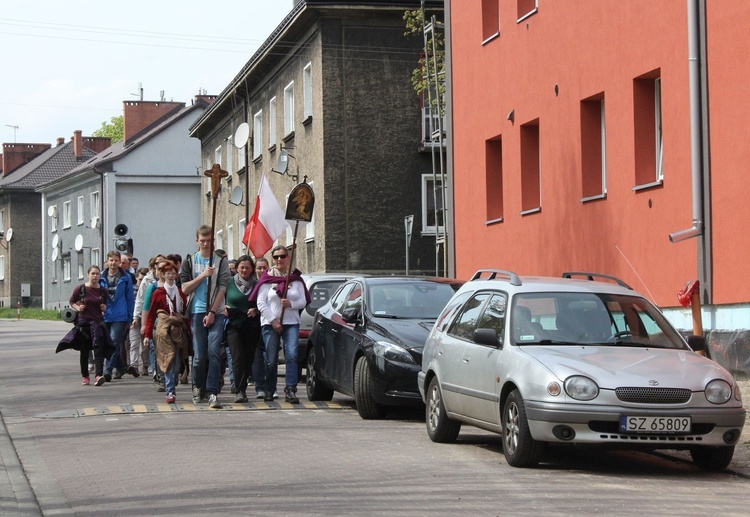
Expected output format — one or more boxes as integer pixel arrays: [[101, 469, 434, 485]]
[[561, 271, 632, 289], [471, 269, 522, 286]]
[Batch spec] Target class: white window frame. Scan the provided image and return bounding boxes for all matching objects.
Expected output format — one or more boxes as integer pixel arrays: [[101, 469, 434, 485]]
[[63, 255, 71, 281], [655, 78, 663, 181], [238, 218, 246, 254], [77, 196, 84, 225], [237, 138, 246, 172], [253, 110, 263, 159], [284, 81, 295, 136], [269, 97, 277, 148], [303, 63, 313, 119], [285, 193, 293, 244], [91, 248, 101, 270], [90, 192, 99, 221], [517, 0, 539, 23], [421, 174, 444, 235], [600, 99, 607, 195], [50, 205, 58, 232], [0, 209, 4, 233], [227, 224, 234, 259], [62, 200, 72, 229], [214, 145, 223, 169], [0, 255, 5, 280], [216, 229, 224, 252], [77, 251, 84, 279]]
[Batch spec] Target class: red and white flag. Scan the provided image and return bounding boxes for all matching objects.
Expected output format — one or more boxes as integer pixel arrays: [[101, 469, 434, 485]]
[[242, 173, 289, 258]]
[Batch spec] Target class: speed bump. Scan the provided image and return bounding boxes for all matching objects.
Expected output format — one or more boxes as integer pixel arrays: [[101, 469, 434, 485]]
[[35, 400, 354, 419]]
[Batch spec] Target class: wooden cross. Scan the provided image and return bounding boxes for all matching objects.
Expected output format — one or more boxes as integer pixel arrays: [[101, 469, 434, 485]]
[[204, 163, 229, 200]]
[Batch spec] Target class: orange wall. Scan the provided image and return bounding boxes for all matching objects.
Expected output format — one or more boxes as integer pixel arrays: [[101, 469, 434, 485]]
[[449, 0, 750, 307]]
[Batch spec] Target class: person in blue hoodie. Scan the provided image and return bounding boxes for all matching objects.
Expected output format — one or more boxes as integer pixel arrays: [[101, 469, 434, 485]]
[[100, 250, 138, 382]]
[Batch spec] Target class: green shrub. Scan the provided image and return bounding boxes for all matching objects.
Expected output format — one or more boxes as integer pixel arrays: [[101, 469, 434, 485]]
[[0, 307, 63, 321]]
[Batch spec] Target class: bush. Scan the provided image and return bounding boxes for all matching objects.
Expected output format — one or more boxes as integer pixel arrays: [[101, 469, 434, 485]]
[[0, 307, 63, 321]]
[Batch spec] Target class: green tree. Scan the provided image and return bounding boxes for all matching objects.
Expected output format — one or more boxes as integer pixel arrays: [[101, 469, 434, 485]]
[[92, 115, 123, 142], [404, 8, 445, 114]]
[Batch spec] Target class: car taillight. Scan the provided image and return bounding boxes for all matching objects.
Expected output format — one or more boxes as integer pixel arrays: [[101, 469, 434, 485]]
[[299, 329, 310, 339]]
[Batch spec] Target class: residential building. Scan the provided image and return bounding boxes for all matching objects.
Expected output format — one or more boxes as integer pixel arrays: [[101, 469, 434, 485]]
[[189, 0, 443, 275], [38, 96, 214, 310], [0, 135, 109, 307], [446, 0, 750, 334]]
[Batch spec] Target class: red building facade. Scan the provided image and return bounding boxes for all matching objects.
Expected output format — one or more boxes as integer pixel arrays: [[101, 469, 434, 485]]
[[447, 0, 750, 321]]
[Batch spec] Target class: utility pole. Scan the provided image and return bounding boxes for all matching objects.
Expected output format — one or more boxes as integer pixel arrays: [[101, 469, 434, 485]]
[[5, 124, 19, 143]]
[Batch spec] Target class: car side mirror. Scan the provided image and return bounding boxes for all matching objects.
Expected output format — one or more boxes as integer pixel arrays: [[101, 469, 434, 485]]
[[341, 307, 361, 324], [473, 328, 502, 348]]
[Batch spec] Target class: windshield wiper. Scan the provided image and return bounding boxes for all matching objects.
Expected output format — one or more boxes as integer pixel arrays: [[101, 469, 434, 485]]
[[520, 339, 582, 346]]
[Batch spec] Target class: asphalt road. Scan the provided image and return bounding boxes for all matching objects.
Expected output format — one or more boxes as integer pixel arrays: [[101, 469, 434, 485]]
[[1, 319, 749, 516]]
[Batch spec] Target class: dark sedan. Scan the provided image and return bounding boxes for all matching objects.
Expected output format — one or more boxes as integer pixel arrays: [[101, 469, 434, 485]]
[[306, 276, 463, 419]]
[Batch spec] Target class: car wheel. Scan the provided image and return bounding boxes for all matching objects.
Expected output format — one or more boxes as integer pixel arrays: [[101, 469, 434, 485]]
[[425, 377, 461, 443], [690, 446, 735, 471], [306, 348, 333, 401], [354, 356, 386, 420], [501, 389, 544, 468]]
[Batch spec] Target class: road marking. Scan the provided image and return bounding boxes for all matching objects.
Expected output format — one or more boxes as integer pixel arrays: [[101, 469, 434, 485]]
[[34, 400, 354, 419]]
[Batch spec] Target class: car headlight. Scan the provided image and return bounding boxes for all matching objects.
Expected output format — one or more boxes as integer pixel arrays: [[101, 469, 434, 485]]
[[705, 379, 732, 404], [564, 376, 599, 401], [373, 341, 416, 365]]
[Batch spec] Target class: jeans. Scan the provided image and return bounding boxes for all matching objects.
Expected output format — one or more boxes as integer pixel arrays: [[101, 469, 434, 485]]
[[262, 324, 299, 394], [104, 321, 128, 374], [252, 341, 266, 395], [164, 349, 181, 395], [191, 312, 226, 395], [128, 324, 144, 371]]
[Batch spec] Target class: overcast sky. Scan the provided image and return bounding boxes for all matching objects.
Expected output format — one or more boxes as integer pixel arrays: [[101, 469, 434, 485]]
[[0, 1, 293, 146]]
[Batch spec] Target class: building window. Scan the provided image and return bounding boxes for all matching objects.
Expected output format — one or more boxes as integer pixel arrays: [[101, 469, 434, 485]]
[[216, 229, 224, 251], [633, 71, 663, 189], [481, 0, 500, 44], [237, 138, 246, 172], [305, 181, 315, 242], [486, 136, 503, 223], [520, 119, 541, 214], [63, 200, 72, 228], [90, 191, 100, 227], [269, 97, 277, 148], [77, 251, 84, 279], [253, 110, 263, 160], [227, 224, 234, 258], [284, 81, 295, 137], [63, 255, 71, 281], [303, 63, 313, 120], [0, 208, 5, 233], [0, 255, 5, 280], [422, 174, 444, 235], [580, 95, 607, 201], [238, 218, 246, 254], [214, 145, 223, 169], [91, 248, 101, 269], [77, 196, 84, 225], [517, 0, 538, 23]]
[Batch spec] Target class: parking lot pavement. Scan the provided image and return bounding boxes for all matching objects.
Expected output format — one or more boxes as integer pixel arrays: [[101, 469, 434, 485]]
[[1, 319, 749, 515]]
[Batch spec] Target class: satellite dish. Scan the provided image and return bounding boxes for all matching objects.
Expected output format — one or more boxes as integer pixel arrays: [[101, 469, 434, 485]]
[[47, 205, 57, 217], [4, 228, 12, 242], [234, 123, 250, 149], [91, 216, 100, 229], [52, 234, 59, 248], [229, 186, 244, 206], [74, 234, 84, 251], [51, 248, 59, 261], [277, 150, 289, 174]]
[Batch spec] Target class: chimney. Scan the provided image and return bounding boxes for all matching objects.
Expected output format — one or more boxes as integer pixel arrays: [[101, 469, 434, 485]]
[[123, 100, 184, 145], [2, 143, 51, 177], [73, 130, 83, 159], [83, 136, 112, 154], [194, 94, 217, 106], [57, 137, 65, 146]]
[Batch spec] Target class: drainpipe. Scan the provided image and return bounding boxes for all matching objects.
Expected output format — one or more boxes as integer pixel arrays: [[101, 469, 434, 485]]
[[669, 0, 704, 244]]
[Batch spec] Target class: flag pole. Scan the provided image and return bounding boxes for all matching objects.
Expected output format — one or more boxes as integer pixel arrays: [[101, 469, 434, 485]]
[[204, 164, 228, 309]]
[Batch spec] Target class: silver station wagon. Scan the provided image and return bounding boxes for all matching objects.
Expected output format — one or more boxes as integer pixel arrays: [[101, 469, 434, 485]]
[[418, 270, 746, 470]]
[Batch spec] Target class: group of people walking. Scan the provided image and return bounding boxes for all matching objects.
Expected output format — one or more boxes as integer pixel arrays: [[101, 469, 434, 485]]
[[57, 224, 309, 408]]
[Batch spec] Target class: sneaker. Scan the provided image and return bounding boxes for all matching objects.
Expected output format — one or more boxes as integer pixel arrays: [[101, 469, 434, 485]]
[[273, 391, 278, 399], [284, 386, 299, 404], [166, 392, 176, 404], [209, 394, 221, 408], [126, 365, 140, 378], [256, 390, 266, 399], [103, 372, 112, 383], [94, 375, 105, 386], [81, 377, 90, 386], [192, 387, 203, 404], [230, 382, 237, 394], [113, 369, 123, 380], [139, 368, 149, 377], [157, 383, 166, 392], [234, 391, 248, 403], [263, 392, 274, 402]]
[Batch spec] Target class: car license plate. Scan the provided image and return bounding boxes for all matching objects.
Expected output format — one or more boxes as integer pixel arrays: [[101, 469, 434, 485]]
[[619, 415, 692, 433]]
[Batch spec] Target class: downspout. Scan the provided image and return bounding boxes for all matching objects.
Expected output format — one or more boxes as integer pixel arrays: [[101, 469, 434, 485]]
[[93, 166, 106, 254], [669, 0, 704, 244]]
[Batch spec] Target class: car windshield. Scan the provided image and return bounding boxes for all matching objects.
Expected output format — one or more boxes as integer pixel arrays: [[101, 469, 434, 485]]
[[511, 292, 687, 349], [368, 281, 459, 319]]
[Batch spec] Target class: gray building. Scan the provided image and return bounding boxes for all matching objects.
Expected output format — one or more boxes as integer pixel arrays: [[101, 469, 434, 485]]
[[189, 0, 444, 275], [0, 136, 109, 308], [38, 97, 213, 310]]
